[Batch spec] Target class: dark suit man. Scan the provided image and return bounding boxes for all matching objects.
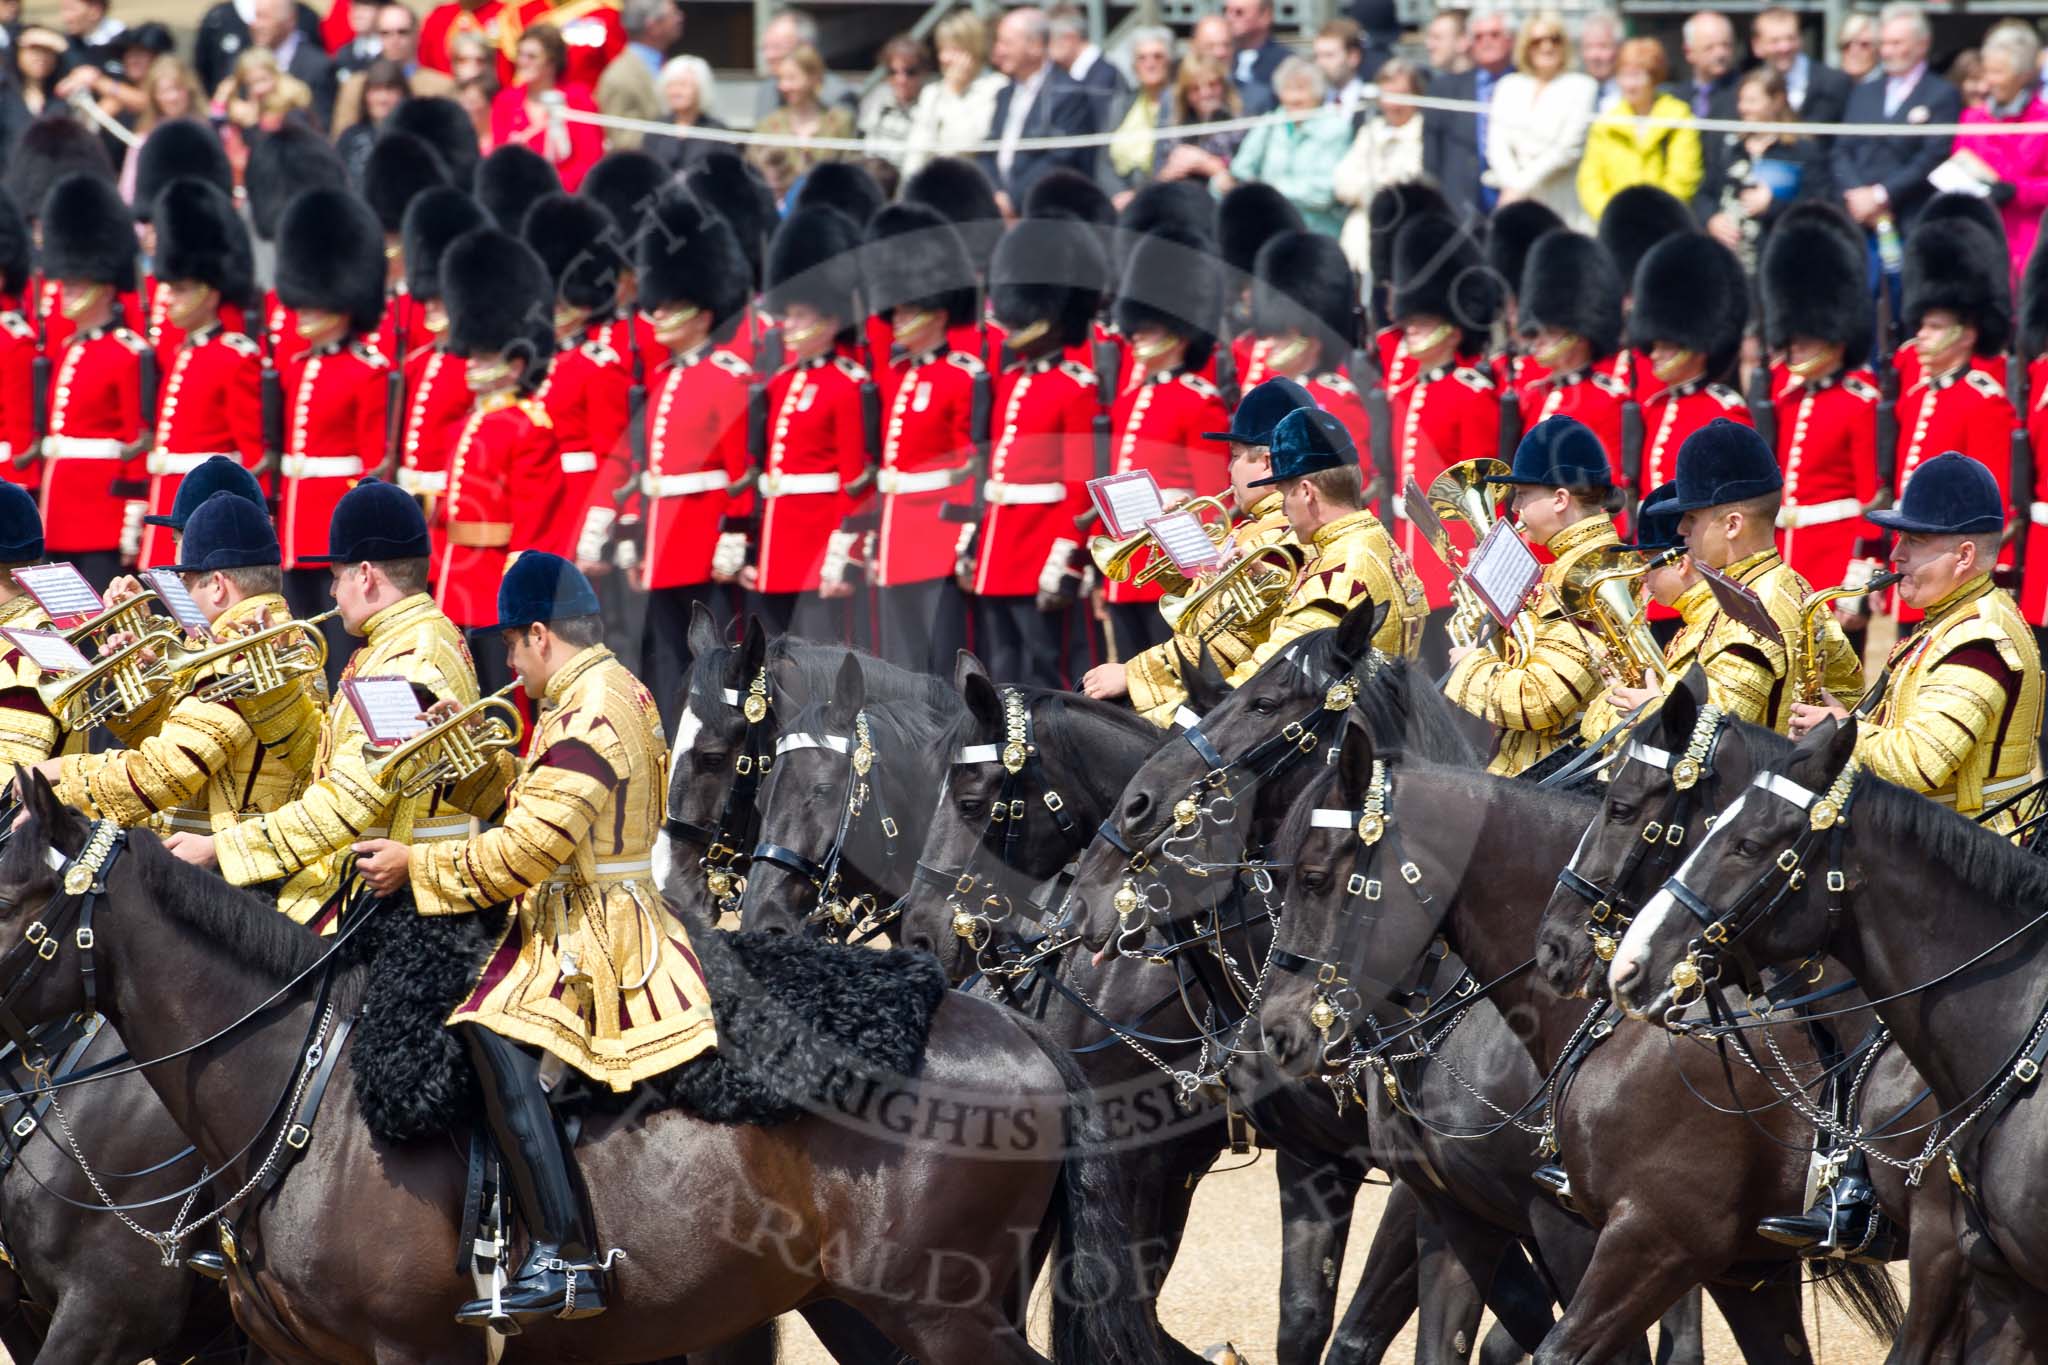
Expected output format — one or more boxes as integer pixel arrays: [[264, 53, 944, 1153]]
[[1831, 9, 1959, 234], [251, 0, 337, 129], [979, 7, 1098, 208], [1752, 7, 1852, 128], [1422, 67, 1485, 217], [196, 0, 322, 94], [1671, 10, 1739, 122], [1049, 9, 1126, 136]]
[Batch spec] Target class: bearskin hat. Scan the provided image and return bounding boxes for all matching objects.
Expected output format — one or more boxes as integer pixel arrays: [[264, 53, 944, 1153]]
[[903, 156, 1003, 278], [245, 123, 347, 241], [1903, 216, 2011, 356], [40, 174, 135, 292], [363, 130, 449, 235], [1772, 198, 1865, 261], [1916, 190, 2006, 252], [793, 161, 885, 228], [2021, 227, 2048, 359], [1251, 230, 1355, 356], [1365, 181, 1450, 327], [442, 226, 554, 383], [477, 144, 562, 230], [402, 186, 487, 303], [153, 179, 254, 306], [1219, 182, 1304, 283], [1628, 232, 1749, 378], [637, 189, 750, 335], [766, 206, 864, 323], [1597, 184, 1694, 299], [1024, 167, 1113, 231], [1760, 210, 1871, 357], [1519, 229, 1623, 361], [864, 202, 976, 327], [1115, 225, 1224, 370], [580, 150, 668, 251], [274, 188, 385, 335], [132, 119, 231, 222], [991, 213, 1107, 350], [1487, 199, 1564, 305], [521, 192, 625, 312], [0, 190, 29, 299], [685, 153, 777, 288], [3, 116, 112, 224], [386, 96, 479, 188], [1117, 180, 1217, 272], [1389, 214, 1501, 353]]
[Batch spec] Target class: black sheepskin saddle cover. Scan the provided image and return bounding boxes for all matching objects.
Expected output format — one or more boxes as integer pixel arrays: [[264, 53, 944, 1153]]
[[346, 903, 948, 1144]]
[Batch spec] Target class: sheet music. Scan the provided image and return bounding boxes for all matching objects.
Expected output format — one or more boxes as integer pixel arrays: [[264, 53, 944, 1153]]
[[1697, 562, 1785, 644], [0, 628, 91, 675], [1465, 521, 1543, 627], [13, 564, 103, 622], [1143, 510, 1225, 575], [145, 570, 212, 637], [344, 676, 432, 746], [1088, 472, 1164, 538]]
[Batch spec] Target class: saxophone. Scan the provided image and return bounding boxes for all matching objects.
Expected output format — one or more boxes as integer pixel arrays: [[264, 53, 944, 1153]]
[[1794, 567, 1902, 705]]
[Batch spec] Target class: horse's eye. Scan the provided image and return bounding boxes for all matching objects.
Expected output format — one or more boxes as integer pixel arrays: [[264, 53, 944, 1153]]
[[1607, 802, 1636, 824], [812, 782, 835, 800], [1249, 696, 1279, 715], [1298, 866, 1328, 892], [957, 799, 985, 819], [1734, 838, 1762, 859], [698, 751, 729, 770]]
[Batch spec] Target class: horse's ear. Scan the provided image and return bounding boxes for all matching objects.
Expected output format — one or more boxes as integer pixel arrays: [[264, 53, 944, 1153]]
[[733, 615, 767, 686], [1658, 667, 1703, 743], [17, 766, 60, 834], [1184, 641, 1229, 714], [1333, 596, 1386, 665], [961, 665, 1003, 737], [825, 652, 865, 730], [1789, 713, 1859, 786], [953, 649, 989, 695], [687, 601, 723, 662], [1336, 715, 1376, 803]]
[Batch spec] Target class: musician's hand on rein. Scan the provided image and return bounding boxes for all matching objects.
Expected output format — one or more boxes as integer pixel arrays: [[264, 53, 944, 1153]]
[[164, 832, 217, 868], [1787, 699, 1849, 739], [1607, 685, 1661, 714], [350, 839, 412, 895], [1081, 662, 1128, 700]]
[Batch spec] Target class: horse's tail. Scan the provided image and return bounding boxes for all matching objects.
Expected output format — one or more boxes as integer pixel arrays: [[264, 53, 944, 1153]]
[[1024, 1025, 1169, 1365], [1814, 1259, 1904, 1344]]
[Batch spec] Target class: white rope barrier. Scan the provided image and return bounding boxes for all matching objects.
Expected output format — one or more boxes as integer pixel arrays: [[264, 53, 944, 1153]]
[[69, 93, 141, 150]]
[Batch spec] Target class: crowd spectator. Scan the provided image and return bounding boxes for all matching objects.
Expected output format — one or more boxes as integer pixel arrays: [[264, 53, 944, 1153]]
[[645, 55, 727, 172], [1487, 13, 1594, 229], [1835, 13, 1878, 83], [335, 2, 451, 132], [753, 8, 854, 123], [858, 33, 926, 165], [491, 21, 603, 189], [1423, 8, 1513, 218], [1946, 50, 1988, 109], [1578, 36, 1700, 223], [1104, 25, 1172, 195], [195, 0, 322, 93], [749, 42, 852, 198], [1189, 15, 1231, 70], [1222, 0, 1287, 116], [1049, 4, 1122, 133], [337, 56, 404, 179], [1219, 56, 1349, 234], [593, 0, 683, 149], [1422, 10, 1468, 80], [1154, 52, 1243, 191], [1697, 67, 1828, 266], [1346, 0, 1397, 83], [1674, 11, 1738, 122], [1953, 21, 2048, 289], [979, 6, 1097, 210], [248, 0, 333, 128], [118, 53, 206, 201], [14, 27, 62, 118], [446, 28, 488, 84], [1313, 18, 1370, 118], [330, 0, 381, 81], [420, 0, 508, 81], [214, 46, 314, 148], [1579, 10, 1621, 109], [1752, 7, 1849, 125], [903, 10, 1002, 178], [59, 0, 126, 79], [1333, 55, 1423, 269], [1833, 4, 1959, 236], [456, 69, 492, 149]]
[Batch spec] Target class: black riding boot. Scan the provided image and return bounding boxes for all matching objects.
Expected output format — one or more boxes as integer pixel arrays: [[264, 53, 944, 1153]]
[[453, 1025, 608, 1331], [1755, 1148, 1893, 1262]]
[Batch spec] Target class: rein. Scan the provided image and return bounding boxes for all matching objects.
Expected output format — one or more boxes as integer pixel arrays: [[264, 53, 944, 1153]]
[[664, 668, 775, 917], [751, 710, 908, 938]]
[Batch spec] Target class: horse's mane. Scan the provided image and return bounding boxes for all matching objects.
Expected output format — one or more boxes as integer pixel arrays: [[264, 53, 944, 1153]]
[[683, 635, 953, 724], [1851, 768, 2048, 919], [1273, 751, 1596, 862], [785, 690, 960, 772], [938, 686, 1164, 804]]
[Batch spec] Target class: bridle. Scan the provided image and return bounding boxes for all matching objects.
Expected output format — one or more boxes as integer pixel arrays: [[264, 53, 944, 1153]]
[[663, 667, 775, 917], [1553, 703, 1727, 967], [751, 709, 909, 938], [0, 820, 124, 1065]]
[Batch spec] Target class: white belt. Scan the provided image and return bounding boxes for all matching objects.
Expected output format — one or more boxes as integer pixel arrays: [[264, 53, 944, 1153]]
[[641, 469, 727, 498], [148, 450, 236, 476], [398, 466, 446, 495], [560, 450, 597, 474], [359, 814, 472, 841], [877, 465, 967, 496], [542, 856, 658, 889], [757, 471, 841, 498], [281, 454, 365, 479], [1931, 772, 2040, 809], [43, 437, 125, 458], [2031, 501, 2048, 527], [1776, 498, 1863, 531], [983, 478, 1065, 506]]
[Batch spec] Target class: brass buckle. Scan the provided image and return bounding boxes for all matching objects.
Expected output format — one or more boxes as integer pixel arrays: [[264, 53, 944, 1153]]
[[285, 1123, 311, 1149], [1702, 922, 1728, 945], [10, 1115, 33, 1139], [22, 922, 45, 946], [1590, 901, 1611, 923], [1043, 791, 1064, 812], [1826, 870, 1846, 893], [880, 817, 899, 839], [34, 937, 56, 961], [1315, 962, 1339, 985], [1641, 822, 1663, 844], [1363, 878, 1382, 901], [1776, 849, 1800, 873], [1400, 862, 1422, 885], [2017, 1058, 2041, 1085], [734, 754, 753, 775], [1664, 823, 1685, 846], [73, 928, 93, 952], [1346, 872, 1367, 897]]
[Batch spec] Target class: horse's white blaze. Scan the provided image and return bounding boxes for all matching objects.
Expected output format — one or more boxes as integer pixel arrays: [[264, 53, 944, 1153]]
[[654, 703, 706, 905], [1609, 792, 1748, 1001]]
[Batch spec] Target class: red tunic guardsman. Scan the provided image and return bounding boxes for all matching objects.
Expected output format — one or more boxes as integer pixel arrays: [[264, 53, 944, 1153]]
[[272, 189, 392, 630], [394, 187, 491, 564], [361, 133, 453, 416], [243, 123, 356, 382], [138, 180, 266, 571], [435, 227, 561, 642], [1628, 231, 1753, 496], [2023, 346, 2048, 625], [36, 174, 147, 577], [1103, 229, 1229, 659], [1249, 231, 1377, 505], [1758, 210, 1881, 596], [1514, 229, 1629, 487], [131, 115, 251, 371], [0, 192, 37, 489]]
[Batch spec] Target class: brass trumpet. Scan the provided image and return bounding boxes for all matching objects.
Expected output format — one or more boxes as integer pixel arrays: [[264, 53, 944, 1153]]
[[367, 681, 525, 797], [161, 608, 338, 704], [1088, 494, 1234, 593], [61, 587, 170, 653], [35, 589, 191, 730], [1562, 548, 1669, 690], [1162, 541, 1307, 644], [1795, 568, 1901, 705]]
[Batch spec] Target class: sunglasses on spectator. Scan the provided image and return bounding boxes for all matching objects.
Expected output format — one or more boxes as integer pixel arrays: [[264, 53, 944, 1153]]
[[377, 24, 412, 35], [1530, 34, 1562, 47]]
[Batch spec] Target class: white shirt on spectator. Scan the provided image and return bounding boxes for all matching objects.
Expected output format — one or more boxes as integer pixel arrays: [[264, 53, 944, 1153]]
[[1884, 61, 1925, 117], [905, 68, 1006, 177], [1485, 70, 1598, 230], [1069, 43, 1103, 83], [1783, 52, 1811, 111], [1333, 111, 1424, 273], [997, 63, 1048, 179]]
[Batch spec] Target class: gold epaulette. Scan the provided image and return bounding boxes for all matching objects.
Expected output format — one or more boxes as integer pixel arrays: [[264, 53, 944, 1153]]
[[833, 355, 869, 382], [580, 338, 622, 366], [1315, 371, 1357, 398], [352, 340, 392, 369], [1057, 359, 1095, 388], [1452, 365, 1494, 392], [1177, 373, 1219, 399], [1592, 370, 1627, 397], [1966, 369, 2005, 401], [112, 328, 148, 354], [1843, 375, 1878, 402], [0, 312, 31, 342], [710, 350, 751, 380], [518, 399, 554, 428], [221, 332, 261, 358], [946, 351, 986, 375], [1705, 383, 1745, 412]]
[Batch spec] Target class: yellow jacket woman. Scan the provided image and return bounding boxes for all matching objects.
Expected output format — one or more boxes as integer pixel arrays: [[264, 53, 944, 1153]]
[[1577, 39, 1703, 223]]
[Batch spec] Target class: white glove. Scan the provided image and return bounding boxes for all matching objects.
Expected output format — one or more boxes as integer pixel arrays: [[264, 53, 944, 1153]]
[[711, 531, 747, 581], [1038, 536, 1079, 598], [119, 499, 144, 563], [819, 529, 860, 589], [613, 536, 640, 575], [576, 506, 615, 568]]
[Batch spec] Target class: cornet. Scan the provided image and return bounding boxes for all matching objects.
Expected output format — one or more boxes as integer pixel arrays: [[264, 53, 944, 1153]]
[[1162, 542, 1307, 644], [367, 681, 524, 797], [161, 608, 338, 704], [35, 589, 192, 730], [1088, 494, 1234, 594]]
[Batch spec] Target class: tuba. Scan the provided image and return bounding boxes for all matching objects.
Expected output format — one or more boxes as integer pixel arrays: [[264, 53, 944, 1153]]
[[366, 681, 525, 797], [1794, 568, 1901, 705], [158, 608, 338, 705], [1088, 494, 1235, 595], [1561, 547, 1669, 690], [1162, 541, 1308, 644]]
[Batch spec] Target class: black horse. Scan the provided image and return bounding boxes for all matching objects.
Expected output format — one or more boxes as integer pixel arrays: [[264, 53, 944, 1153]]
[[1609, 711, 2048, 1356]]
